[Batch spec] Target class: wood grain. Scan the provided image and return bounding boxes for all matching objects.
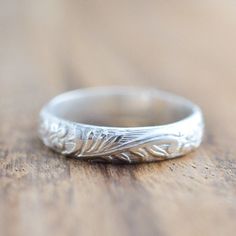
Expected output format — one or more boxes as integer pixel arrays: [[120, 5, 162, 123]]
[[0, 1, 236, 236]]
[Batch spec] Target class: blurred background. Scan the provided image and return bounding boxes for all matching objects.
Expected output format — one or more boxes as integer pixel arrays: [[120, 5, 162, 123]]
[[1, 1, 236, 87], [1, 1, 236, 236], [1, 0, 236, 128]]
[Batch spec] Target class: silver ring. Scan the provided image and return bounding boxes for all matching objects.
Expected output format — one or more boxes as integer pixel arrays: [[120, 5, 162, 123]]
[[39, 87, 204, 163]]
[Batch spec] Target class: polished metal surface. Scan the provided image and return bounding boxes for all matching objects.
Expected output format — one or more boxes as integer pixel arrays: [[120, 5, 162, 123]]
[[39, 87, 204, 163]]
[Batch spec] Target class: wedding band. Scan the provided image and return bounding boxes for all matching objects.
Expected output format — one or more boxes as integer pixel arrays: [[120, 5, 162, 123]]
[[39, 87, 204, 163]]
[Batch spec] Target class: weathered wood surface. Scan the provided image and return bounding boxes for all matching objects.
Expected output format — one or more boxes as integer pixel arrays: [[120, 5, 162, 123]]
[[0, 1, 236, 236]]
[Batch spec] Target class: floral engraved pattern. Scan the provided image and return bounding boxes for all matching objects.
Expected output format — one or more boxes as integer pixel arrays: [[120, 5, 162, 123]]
[[39, 119, 77, 154], [39, 114, 204, 163]]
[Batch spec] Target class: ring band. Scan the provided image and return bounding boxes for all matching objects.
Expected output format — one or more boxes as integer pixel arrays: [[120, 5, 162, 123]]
[[39, 87, 204, 163]]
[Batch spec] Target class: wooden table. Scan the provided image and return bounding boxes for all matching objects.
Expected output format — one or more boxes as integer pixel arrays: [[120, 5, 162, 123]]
[[0, 1, 236, 236]]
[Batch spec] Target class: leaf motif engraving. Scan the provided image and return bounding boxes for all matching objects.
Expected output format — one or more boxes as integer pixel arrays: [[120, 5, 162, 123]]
[[84, 136, 184, 163], [73, 128, 124, 157], [39, 114, 203, 163]]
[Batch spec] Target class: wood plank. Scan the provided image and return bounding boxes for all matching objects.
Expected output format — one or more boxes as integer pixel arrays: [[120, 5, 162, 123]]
[[0, 1, 236, 236]]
